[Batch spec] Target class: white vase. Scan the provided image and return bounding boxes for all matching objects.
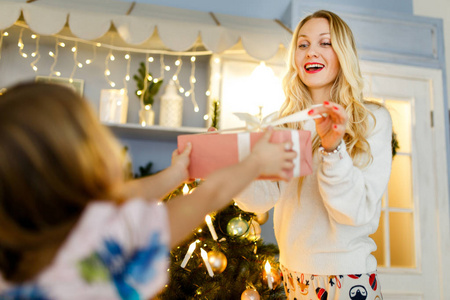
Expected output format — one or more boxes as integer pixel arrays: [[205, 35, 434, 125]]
[[139, 105, 155, 126], [159, 80, 183, 127]]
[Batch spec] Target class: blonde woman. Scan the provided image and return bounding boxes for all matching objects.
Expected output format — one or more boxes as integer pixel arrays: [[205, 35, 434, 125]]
[[235, 10, 392, 299], [0, 82, 296, 299]]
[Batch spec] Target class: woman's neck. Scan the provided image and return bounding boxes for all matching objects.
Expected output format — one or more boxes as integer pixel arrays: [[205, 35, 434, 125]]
[[309, 87, 332, 104]]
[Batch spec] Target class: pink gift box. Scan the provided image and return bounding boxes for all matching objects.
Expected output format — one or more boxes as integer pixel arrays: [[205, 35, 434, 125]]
[[177, 130, 312, 180]]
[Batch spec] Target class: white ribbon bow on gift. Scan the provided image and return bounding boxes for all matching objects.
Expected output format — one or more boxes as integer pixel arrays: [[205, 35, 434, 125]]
[[233, 105, 323, 131]]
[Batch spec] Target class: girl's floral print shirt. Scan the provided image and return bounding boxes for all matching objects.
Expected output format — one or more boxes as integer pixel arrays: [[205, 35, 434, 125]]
[[0, 198, 170, 300]]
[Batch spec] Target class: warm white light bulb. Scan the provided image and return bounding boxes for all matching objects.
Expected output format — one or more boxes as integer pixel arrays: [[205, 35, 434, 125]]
[[105, 70, 111, 76], [172, 75, 178, 81], [124, 54, 130, 60], [3, 32, 8, 36], [32, 66, 38, 71], [31, 52, 37, 57], [110, 82, 116, 87], [148, 57, 154, 62], [182, 184, 189, 195], [59, 42, 65, 47], [31, 34, 37, 39], [78, 63, 83, 68], [175, 60, 181, 66], [85, 59, 92, 64], [264, 261, 271, 273], [110, 54, 115, 61], [165, 66, 170, 71], [49, 51, 55, 57], [71, 47, 77, 52], [205, 90, 211, 96], [125, 75, 130, 81], [55, 71, 61, 77], [191, 56, 196, 62]]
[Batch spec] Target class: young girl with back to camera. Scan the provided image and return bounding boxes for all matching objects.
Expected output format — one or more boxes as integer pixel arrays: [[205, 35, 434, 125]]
[[234, 10, 392, 300], [0, 82, 296, 299]]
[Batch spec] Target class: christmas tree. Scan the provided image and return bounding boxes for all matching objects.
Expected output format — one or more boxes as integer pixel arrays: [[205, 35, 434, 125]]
[[156, 182, 286, 300], [135, 102, 286, 299]]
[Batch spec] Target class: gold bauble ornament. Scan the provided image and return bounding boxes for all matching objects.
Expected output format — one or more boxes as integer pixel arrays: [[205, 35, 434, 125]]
[[207, 250, 227, 274], [241, 289, 260, 300], [255, 211, 269, 225], [226, 216, 249, 237], [247, 220, 261, 241]]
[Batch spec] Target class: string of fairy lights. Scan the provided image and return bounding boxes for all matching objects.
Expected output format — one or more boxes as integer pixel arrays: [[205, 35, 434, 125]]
[[0, 23, 214, 114]]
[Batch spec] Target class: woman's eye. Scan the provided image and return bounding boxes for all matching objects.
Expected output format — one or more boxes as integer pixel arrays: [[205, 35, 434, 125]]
[[321, 42, 332, 47], [298, 43, 308, 48]]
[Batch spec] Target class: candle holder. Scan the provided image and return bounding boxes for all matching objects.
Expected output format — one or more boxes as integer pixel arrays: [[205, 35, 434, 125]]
[[262, 262, 281, 290], [159, 79, 183, 127]]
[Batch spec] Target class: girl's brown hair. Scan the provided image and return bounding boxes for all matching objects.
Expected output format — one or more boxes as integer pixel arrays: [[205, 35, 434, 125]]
[[0, 82, 126, 282]]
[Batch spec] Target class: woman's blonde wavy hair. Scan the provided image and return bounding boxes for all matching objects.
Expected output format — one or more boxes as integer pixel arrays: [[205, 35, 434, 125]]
[[280, 10, 378, 168], [0, 82, 127, 282]]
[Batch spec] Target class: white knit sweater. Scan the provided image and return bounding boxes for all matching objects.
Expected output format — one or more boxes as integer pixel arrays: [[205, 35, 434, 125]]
[[234, 104, 392, 275]]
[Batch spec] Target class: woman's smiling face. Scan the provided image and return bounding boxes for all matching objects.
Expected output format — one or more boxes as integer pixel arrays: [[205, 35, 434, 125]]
[[295, 17, 340, 93]]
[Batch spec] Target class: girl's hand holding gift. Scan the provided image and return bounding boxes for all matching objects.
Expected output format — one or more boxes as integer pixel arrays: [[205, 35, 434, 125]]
[[248, 127, 297, 181], [171, 142, 192, 182], [206, 126, 297, 181]]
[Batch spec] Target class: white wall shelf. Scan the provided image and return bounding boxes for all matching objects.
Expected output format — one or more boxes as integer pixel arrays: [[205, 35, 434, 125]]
[[104, 123, 205, 142]]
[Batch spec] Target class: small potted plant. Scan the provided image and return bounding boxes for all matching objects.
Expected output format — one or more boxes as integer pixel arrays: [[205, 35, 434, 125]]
[[133, 62, 163, 126]]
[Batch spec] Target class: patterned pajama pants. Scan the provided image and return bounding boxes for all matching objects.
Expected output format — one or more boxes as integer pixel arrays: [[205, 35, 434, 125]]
[[280, 265, 383, 300]]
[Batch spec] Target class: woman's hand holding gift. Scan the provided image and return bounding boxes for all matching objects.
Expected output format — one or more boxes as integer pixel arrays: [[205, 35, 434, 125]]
[[308, 101, 348, 151]]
